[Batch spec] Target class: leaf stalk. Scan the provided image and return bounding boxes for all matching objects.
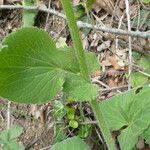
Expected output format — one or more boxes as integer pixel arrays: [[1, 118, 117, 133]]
[[61, 0, 117, 149]]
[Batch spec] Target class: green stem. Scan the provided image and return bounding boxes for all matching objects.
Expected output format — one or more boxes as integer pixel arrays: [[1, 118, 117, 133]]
[[61, 0, 116, 150], [61, 0, 89, 81]]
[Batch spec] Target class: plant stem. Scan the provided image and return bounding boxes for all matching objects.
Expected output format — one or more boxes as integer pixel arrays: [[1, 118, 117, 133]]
[[61, 0, 89, 81], [61, 0, 116, 150]]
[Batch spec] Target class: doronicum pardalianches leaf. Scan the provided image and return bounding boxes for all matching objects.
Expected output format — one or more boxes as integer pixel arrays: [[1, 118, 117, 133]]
[[132, 53, 150, 87], [118, 102, 150, 150], [51, 136, 90, 150], [63, 73, 98, 102], [117, 127, 138, 150], [142, 127, 150, 144], [99, 86, 150, 150], [0, 126, 23, 142], [3, 141, 24, 150], [0, 27, 99, 103]]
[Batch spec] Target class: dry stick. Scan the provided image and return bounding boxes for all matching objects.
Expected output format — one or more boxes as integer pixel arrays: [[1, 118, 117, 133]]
[[138, 70, 150, 77], [0, 5, 150, 39], [44, 0, 51, 31], [7, 101, 11, 129], [125, 0, 132, 90], [116, 13, 125, 49]]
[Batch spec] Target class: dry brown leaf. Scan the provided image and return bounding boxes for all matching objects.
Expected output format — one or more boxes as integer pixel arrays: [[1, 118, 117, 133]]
[[38, 1, 47, 9], [0, 0, 3, 5], [93, 70, 101, 77], [119, 0, 125, 10], [108, 78, 118, 87], [90, 33, 101, 47], [95, 0, 115, 15], [82, 33, 89, 50], [97, 40, 111, 51], [72, 0, 80, 6], [108, 56, 122, 70], [54, 0, 61, 9], [102, 59, 112, 67]]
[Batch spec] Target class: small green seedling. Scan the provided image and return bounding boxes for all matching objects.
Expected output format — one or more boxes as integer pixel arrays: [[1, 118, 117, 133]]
[[0, 126, 24, 150]]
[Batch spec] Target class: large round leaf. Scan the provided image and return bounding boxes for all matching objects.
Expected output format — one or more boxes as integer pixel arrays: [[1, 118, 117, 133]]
[[0, 27, 99, 103]]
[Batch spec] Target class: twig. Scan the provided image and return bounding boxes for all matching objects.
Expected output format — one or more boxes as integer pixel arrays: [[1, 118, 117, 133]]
[[77, 21, 150, 39], [40, 145, 52, 150], [125, 0, 132, 90], [45, 0, 51, 31], [116, 14, 125, 49], [92, 78, 110, 88], [138, 70, 150, 77], [100, 85, 128, 92], [7, 101, 11, 129], [0, 5, 150, 39], [133, 67, 150, 77]]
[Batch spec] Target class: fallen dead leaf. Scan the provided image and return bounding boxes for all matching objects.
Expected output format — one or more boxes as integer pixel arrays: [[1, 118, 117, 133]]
[[72, 0, 80, 6], [54, 0, 61, 9], [93, 70, 101, 77], [38, 1, 47, 9], [108, 78, 118, 87], [97, 40, 111, 52], [108, 56, 122, 70], [102, 59, 112, 67], [0, 0, 3, 5], [95, 0, 115, 15]]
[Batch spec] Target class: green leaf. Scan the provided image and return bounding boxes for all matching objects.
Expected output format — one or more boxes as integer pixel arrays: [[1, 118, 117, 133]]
[[142, 127, 150, 144], [53, 100, 67, 118], [117, 127, 138, 150], [139, 56, 150, 73], [0, 27, 99, 103], [99, 91, 132, 130], [141, 0, 150, 3], [100, 86, 150, 150], [0, 126, 23, 142], [0, 126, 24, 150], [79, 124, 92, 138], [82, 0, 95, 11], [118, 103, 150, 150], [131, 72, 148, 87], [67, 107, 75, 120], [53, 124, 67, 144], [51, 136, 90, 150], [74, 0, 95, 20], [3, 141, 24, 150], [132, 53, 150, 87], [0, 129, 9, 142], [69, 120, 79, 128], [63, 73, 98, 102], [132, 9, 150, 29], [0, 27, 65, 103], [8, 126, 23, 140]]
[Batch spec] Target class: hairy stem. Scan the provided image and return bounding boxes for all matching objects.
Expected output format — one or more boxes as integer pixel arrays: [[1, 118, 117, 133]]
[[61, 0, 116, 149]]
